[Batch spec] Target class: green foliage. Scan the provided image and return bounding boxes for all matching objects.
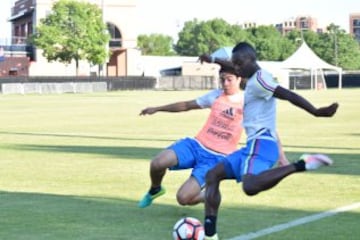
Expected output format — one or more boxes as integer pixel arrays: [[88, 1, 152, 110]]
[[317, 24, 360, 70], [137, 34, 175, 56], [175, 18, 246, 56], [137, 18, 360, 70], [31, 0, 110, 75], [247, 25, 287, 61]]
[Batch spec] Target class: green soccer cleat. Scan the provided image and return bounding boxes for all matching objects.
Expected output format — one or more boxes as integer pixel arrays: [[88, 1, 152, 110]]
[[138, 186, 166, 208]]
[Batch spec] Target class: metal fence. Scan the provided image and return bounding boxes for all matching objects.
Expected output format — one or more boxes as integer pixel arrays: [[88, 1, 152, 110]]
[[0, 76, 156, 93], [158, 76, 218, 90]]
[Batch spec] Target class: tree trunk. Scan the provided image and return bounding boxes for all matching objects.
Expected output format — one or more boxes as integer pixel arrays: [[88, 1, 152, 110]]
[[76, 58, 79, 76]]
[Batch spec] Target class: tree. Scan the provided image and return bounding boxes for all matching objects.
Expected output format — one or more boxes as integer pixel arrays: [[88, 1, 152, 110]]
[[137, 34, 175, 56], [31, 0, 110, 75], [321, 24, 360, 69], [175, 18, 246, 56], [247, 25, 292, 61]]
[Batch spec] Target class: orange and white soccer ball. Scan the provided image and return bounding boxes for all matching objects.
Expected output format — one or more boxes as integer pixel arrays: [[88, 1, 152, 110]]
[[172, 217, 205, 240]]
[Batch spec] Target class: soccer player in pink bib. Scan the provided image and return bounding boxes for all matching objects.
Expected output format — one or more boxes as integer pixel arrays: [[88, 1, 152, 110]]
[[138, 64, 289, 208]]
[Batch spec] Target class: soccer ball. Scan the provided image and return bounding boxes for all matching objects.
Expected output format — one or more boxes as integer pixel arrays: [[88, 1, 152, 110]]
[[172, 217, 205, 240]]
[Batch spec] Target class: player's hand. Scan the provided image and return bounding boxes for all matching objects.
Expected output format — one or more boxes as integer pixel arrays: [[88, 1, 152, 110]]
[[198, 54, 212, 64], [139, 107, 157, 116], [315, 102, 339, 117]]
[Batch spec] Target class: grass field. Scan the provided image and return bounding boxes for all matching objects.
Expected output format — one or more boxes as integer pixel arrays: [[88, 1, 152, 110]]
[[0, 89, 359, 240]]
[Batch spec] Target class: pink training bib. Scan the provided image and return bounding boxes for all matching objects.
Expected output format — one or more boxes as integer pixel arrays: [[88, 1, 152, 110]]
[[196, 94, 243, 154]]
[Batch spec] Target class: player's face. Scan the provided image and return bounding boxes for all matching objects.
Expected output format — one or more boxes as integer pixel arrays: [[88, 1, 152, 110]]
[[220, 72, 241, 94], [232, 52, 253, 78]]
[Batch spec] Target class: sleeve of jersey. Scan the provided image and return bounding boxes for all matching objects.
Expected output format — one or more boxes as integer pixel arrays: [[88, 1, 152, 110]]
[[254, 70, 279, 100], [195, 89, 221, 108]]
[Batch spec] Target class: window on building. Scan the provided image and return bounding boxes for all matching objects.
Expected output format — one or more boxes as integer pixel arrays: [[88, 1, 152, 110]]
[[21, 23, 26, 37], [15, 26, 20, 37], [354, 28, 360, 40], [27, 21, 33, 36], [353, 19, 360, 27], [300, 22, 309, 29], [107, 23, 122, 48]]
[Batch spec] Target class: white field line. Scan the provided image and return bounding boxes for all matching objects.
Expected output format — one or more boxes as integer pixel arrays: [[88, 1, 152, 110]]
[[227, 202, 360, 240]]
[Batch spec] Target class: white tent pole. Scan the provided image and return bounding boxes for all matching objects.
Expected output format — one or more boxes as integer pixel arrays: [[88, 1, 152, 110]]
[[311, 69, 314, 90], [338, 69, 342, 89]]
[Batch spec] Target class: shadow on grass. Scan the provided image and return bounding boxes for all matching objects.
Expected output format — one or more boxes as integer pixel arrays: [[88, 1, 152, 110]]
[[281, 144, 360, 151], [2, 131, 359, 151], [348, 133, 360, 137], [0, 191, 358, 240], [9, 144, 163, 160], [8, 143, 360, 176], [0, 131, 177, 143]]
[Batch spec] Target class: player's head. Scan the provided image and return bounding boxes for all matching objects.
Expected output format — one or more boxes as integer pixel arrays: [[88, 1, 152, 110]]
[[219, 65, 243, 93], [231, 42, 259, 78]]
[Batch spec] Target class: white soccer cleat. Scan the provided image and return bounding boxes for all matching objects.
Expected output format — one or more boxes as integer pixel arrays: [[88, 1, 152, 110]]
[[300, 154, 333, 170], [205, 233, 219, 240]]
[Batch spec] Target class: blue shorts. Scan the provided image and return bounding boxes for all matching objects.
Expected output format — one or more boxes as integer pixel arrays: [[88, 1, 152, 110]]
[[223, 131, 279, 182], [168, 137, 226, 188]]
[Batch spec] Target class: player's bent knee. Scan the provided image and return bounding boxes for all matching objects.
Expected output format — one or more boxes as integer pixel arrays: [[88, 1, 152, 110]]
[[150, 160, 162, 171], [150, 157, 169, 171], [176, 193, 192, 206], [242, 184, 259, 196], [176, 195, 188, 206], [242, 176, 260, 196]]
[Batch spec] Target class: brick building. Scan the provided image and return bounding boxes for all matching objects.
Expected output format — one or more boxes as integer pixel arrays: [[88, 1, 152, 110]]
[[350, 13, 360, 43], [1, 0, 140, 77]]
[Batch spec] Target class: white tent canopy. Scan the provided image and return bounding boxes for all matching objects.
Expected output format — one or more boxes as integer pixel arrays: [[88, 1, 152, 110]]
[[281, 41, 342, 89]]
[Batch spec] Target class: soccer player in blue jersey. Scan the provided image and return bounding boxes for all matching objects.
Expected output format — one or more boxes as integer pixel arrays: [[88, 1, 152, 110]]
[[199, 42, 339, 240]]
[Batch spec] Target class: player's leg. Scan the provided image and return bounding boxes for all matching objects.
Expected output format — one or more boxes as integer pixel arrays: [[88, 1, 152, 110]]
[[242, 154, 333, 196], [149, 149, 178, 188], [139, 137, 198, 208], [204, 162, 227, 239], [138, 149, 177, 208], [242, 164, 297, 196], [176, 176, 202, 205], [239, 133, 289, 196], [177, 147, 225, 206]]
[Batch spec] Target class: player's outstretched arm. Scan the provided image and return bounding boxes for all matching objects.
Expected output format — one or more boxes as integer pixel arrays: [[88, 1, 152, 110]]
[[273, 86, 339, 117], [139, 100, 201, 116], [199, 54, 234, 69]]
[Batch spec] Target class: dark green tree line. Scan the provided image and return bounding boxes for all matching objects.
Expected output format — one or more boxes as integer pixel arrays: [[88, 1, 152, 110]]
[[137, 18, 360, 70]]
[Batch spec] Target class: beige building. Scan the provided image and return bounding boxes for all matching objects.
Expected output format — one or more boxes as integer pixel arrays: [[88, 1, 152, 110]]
[[350, 13, 360, 43], [8, 0, 140, 76], [275, 16, 320, 35]]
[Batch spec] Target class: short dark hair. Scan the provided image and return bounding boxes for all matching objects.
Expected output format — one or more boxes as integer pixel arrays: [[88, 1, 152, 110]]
[[219, 65, 238, 76], [232, 42, 257, 61]]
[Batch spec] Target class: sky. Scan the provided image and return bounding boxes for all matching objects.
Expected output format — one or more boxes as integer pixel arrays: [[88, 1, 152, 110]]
[[1, 0, 359, 43], [135, 0, 360, 38]]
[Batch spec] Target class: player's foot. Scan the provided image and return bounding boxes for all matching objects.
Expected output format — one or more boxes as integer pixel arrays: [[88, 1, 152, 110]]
[[300, 154, 333, 170], [138, 186, 166, 208], [205, 233, 219, 240]]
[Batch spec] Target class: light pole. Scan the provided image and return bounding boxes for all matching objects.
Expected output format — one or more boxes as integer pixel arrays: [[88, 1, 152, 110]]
[[334, 31, 338, 66], [329, 25, 339, 67]]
